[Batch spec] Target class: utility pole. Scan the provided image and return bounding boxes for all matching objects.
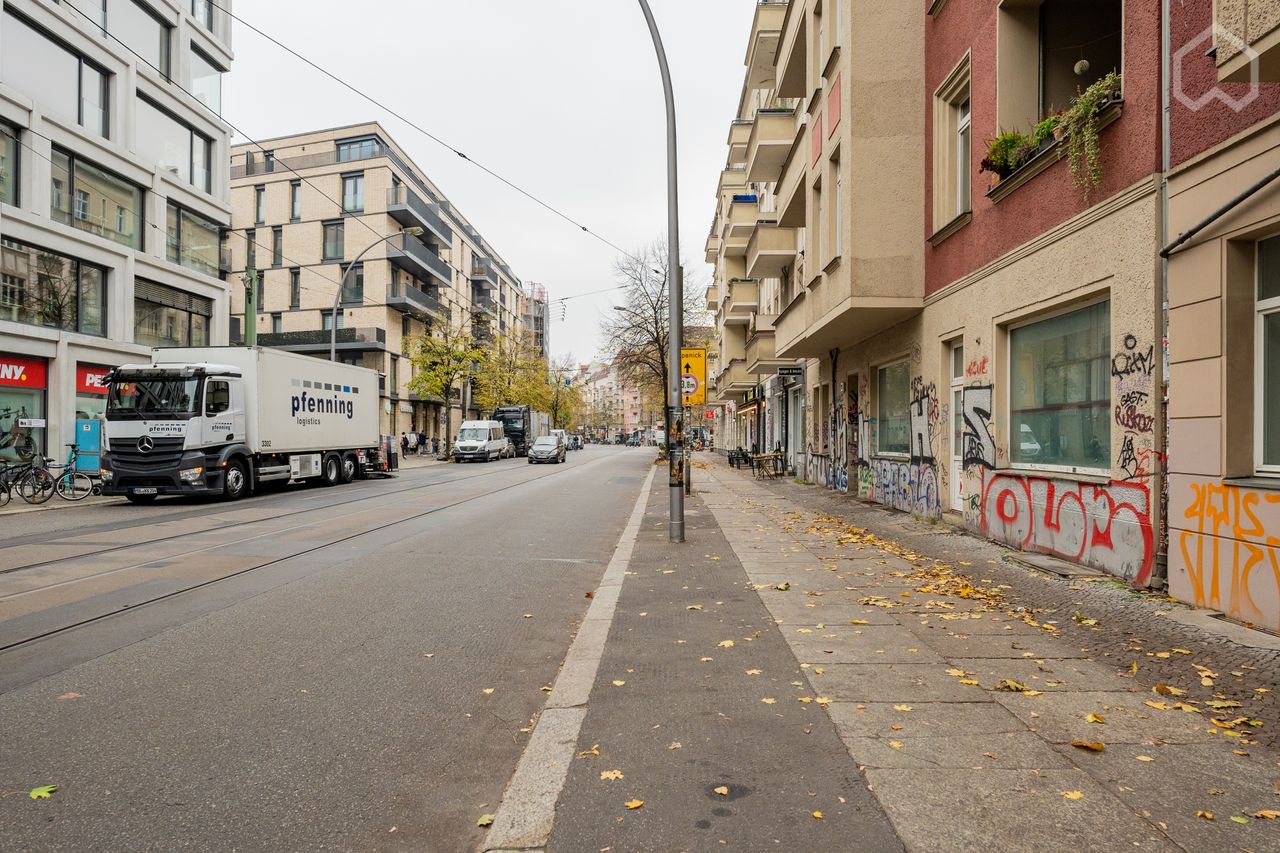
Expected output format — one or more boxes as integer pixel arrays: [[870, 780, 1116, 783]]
[[242, 268, 258, 347], [637, 0, 684, 543]]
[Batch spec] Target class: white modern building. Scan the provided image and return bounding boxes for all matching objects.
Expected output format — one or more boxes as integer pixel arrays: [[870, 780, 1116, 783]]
[[0, 0, 233, 463]]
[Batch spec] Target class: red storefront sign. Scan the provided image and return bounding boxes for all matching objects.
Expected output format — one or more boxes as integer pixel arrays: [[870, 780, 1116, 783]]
[[0, 355, 47, 390], [76, 363, 111, 395]]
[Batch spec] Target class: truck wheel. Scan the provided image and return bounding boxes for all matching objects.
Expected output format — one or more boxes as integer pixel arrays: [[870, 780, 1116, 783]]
[[340, 452, 357, 484], [223, 459, 248, 501], [320, 453, 341, 486]]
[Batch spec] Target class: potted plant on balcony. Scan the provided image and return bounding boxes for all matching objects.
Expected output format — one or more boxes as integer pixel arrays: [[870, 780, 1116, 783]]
[[1058, 71, 1122, 201], [980, 130, 1035, 189], [1034, 115, 1062, 149]]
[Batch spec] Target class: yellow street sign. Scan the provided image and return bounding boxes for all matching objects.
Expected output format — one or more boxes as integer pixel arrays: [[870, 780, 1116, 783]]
[[680, 347, 707, 406]]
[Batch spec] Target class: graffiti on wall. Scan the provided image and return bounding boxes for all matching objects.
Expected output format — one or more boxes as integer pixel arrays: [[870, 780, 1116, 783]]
[[961, 385, 996, 470], [980, 472, 1154, 585], [965, 355, 989, 378], [1112, 334, 1156, 383], [1176, 481, 1280, 633], [874, 459, 941, 517], [1115, 390, 1155, 434], [832, 380, 848, 493]]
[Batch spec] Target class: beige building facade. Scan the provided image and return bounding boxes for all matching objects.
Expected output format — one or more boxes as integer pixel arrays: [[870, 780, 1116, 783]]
[[228, 123, 533, 440]]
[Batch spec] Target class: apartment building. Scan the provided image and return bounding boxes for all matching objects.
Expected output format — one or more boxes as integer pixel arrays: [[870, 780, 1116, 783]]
[[0, 0, 233, 462], [1164, 1, 1280, 630], [226, 122, 531, 439]]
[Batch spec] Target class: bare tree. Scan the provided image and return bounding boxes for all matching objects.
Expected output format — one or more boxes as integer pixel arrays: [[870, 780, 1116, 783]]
[[600, 239, 706, 444]]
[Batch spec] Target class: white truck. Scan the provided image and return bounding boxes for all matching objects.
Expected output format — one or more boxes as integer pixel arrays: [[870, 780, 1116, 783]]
[[100, 347, 387, 504]]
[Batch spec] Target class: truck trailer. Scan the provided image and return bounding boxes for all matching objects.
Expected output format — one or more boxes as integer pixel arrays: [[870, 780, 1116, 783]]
[[100, 347, 387, 504], [492, 405, 550, 457]]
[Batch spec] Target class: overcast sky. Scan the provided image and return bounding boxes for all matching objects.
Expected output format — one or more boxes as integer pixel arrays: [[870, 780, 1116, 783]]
[[225, 0, 753, 365]]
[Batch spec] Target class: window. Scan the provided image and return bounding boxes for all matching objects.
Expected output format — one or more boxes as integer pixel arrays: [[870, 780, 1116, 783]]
[[812, 179, 823, 270], [65, 0, 106, 28], [997, 0, 1121, 130], [166, 202, 220, 276], [109, 0, 171, 78], [1010, 300, 1110, 470], [50, 148, 144, 249], [340, 263, 363, 304], [254, 185, 265, 223], [877, 361, 910, 455], [245, 228, 256, 270], [932, 55, 971, 232], [336, 136, 378, 163], [189, 46, 222, 114], [829, 153, 841, 263], [1, 10, 110, 138], [271, 313, 283, 334], [0, 236, 106, 336], [289, 180, 301, 220], [1256, 236, 1280, 470], [256, 274, 264, 307], [0, 123, 16, 205], [204, 380, 230, 415], [135, 96, 211, 191], [264, 151, 275, 173], [272, 227, 283, 267], [134, 279, 211, 347], [390, 355, 399, 394], [342, 172, 364, 213], [322, 221, 344, 260], [289, 268, 300, 308], [192, 0, 213, 30], [321, 309, 344, 331]]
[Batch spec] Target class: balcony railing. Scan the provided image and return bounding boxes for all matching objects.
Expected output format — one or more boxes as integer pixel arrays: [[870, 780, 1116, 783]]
[[388, 233, 451, 287], [387, 282, 442, 316], [257, 327, 387, 352], [386, 185, 453, 246], [471, 258, 499, 290]]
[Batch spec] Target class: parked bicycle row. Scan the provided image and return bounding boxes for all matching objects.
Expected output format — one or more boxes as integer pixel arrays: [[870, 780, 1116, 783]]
[[0, 443, 97, 508]]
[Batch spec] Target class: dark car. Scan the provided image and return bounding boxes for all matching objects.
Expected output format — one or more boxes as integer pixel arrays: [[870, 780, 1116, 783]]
[[527, 435, 566, 464]]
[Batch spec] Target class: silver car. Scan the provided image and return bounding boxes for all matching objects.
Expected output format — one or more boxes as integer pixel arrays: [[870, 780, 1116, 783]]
[[527, 435, 566, 464]]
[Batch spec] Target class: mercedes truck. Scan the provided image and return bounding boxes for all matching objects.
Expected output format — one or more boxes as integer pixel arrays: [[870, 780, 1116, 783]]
[[101, 347, 387, 504]]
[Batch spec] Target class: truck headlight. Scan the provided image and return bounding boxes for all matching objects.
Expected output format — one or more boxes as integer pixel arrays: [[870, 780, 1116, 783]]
[[179, 466, 205, 483], [99, 468, 113, 482]]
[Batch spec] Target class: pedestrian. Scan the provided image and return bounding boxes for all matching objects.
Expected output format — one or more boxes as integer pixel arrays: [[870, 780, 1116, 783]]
[[432, 435, 440, 457], [400, 432, 408, 458], [419, 431, 427, 455]]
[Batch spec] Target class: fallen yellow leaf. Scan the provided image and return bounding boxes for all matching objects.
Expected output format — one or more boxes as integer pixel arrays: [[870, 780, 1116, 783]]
[[762, 697, 777, 705], [483, 688, 495, 695], [894, 705, 914, 712], [718, 640, 735, 648], [888, 740, 903, 749], [850, 619, 871, 625], [1085, 713, 1106, 724], [1197, 811, 1214, 821], [1062, 791, 1084, 800], [1071, 741, 1105, 752], [714, 786, 729, 796], [612, 680, 626, 687], [959, 679, 980, 685], [600, 770, 624, 781], [945, 668, 966, 677], [1253, 810, 1280, 820], [811, 810, 824, 819], [27, 785, 57, 800], [1136, 755, 1154, 762], [745, 669, 762, 676], [669, 742, 682, 750], [625, 799, 644, 810]]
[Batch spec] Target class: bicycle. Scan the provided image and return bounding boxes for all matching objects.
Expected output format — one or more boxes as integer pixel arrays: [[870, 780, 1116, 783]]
[[0, 407, 38, 462], [0, 458, 54, 507], [52, 444, 95, 501]]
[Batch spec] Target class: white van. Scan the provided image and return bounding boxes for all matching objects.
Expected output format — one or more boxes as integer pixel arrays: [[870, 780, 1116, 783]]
[[550, 429, 570, 451], [454, 420, 507, 462]]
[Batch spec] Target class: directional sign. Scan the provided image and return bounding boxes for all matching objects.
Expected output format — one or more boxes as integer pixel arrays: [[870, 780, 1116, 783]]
[[680, 347, 707, 406]]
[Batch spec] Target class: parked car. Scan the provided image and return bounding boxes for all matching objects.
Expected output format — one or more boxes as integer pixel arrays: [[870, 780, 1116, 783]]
[[501, 438, 516, 459], [527, 435, 566, 464], [454, 420, 507, 462]]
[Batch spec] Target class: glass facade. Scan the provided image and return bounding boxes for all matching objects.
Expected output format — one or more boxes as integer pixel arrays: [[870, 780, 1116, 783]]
[[50, 148, 143, 250], [0, 237, 106, 336], [192, 0, 212, 30], [877, 361, 910, 455], [136, 96, 211, 192], [0, 354, 47, 464], [165, 203, 220, 277], [336, 137, 378, 162], [1, 123, 16, 206], [190, 46, 222, 114], [1010, 301, 1111, 469], [109, 0, 171, 77], [1, 11, 108, 138], [134, 279, 211, 347]]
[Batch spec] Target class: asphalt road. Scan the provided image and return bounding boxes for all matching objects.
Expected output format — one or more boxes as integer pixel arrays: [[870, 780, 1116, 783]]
[[0, 446, 651, 852]]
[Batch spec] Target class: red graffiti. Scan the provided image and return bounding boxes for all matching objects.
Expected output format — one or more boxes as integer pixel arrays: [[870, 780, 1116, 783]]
[[965, 356, 988, 378], [979, 472, 1153, 586]]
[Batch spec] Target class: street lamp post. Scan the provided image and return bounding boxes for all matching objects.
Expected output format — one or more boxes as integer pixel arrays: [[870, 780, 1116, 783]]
[[329, 226, 424, 362], [636, 0, 684, 543]]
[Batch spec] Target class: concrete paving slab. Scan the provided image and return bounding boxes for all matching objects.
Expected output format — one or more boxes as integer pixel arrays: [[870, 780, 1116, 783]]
[[917, 631, 1093, 660], [827, 700, 1024, 738], [809, 664, 989, 703], [762, 603, 902, 626], [863, 768, 1176, 851], [950, 657, 1131, 693], [994, 690, 1222, 744], [905, 615, 1044, 636], [784, 627, 946, 664], [844, 731, 1072, 770]]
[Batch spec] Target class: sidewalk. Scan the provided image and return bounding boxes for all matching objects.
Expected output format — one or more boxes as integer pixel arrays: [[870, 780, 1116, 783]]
[[692, 462, 1280, 850]]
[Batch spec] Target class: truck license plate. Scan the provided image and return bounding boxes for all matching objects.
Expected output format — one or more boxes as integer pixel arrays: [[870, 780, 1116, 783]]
[[131, 487, 158, 495]]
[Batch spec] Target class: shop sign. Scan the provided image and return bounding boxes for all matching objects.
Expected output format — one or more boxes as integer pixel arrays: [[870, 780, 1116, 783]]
[[777, 365, 804, 378], [0, 355, 47, 389], [399, 402, 413, 413], [76, 364, 111, 395], [704, 410, 715, 419]]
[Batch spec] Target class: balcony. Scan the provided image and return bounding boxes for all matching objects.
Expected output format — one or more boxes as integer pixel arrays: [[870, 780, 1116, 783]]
[[723, 279, 759, 325], [775, 117, 808, 227], [774, 0, 807, 98], [745, 108, 796, 183], [704, 284, 719, 313], [1216, 0, 1280, 81], [745, 315, 791, 375], [719, 166, 747, 193], [715, 360, 754, 401], [745, 2, 787, 89], [727, 120, 753, 163], [386, 282, 441, 317], [388, 233, 451, 288], [471, 258, 499, 291], [747, 221, 796, 279], [720, 194, 758, 255], [257, 327, 387, 353], [473, 294, 498, 317], [705, 230, 721, 264], [219, 245, 232, 273], [773, 265, 922, 360], [386, 186, 453, 246]]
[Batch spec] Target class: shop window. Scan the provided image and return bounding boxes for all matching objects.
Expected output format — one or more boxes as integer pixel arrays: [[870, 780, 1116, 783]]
[[0, 355, 47, 464], [1009, 300, 1110, 470], [75, 362, 110, 419], [1256, 236, 1280, 470], [165, 202, 220, 276], [1, 10, 110, 138], [932, 54, 971, 232], [877, 360, 910, 455], [134, 279, 212, 347], [50, 147, 144, 250], [0, 237, 106, 336], [0, 123, 17, 206], [997, 0, 1122, 129]]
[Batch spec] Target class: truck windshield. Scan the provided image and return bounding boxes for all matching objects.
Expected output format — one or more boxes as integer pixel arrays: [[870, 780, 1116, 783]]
[[107, 378, 200, 418], [457, 428, 487, 440]]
